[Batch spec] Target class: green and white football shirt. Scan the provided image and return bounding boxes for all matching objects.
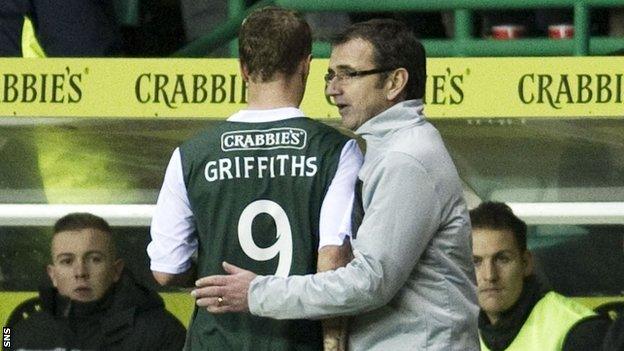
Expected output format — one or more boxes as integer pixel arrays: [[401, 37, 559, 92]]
[[148, 107, 362, 351]]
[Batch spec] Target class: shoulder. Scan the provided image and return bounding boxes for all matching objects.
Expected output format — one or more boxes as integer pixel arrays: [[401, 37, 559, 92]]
[[307, 119, 343, 133], [301, 119, 351, 143], [369, 149, 428, 180], [358, 150, 432, 203], [284, 117, 347, 137], [179, 121, 234, 165], [11, 309, 55, 331], [387, 121, 447, 162], [377, 123, 460, 193], [8, 296, 55, 328], [11, 309, 63, 348], [288, 119, 353, 160], [540, 292, 595, 318]]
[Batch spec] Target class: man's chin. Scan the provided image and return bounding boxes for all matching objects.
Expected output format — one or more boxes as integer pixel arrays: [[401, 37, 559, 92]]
[[340, 115, 359, 131], [479, 296, 508, 310], [71, 289, 97, 302], [71, 296, 97, 303]]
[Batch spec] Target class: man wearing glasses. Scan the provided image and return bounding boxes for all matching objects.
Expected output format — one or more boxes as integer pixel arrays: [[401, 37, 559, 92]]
[[193, 18, 480, 351]]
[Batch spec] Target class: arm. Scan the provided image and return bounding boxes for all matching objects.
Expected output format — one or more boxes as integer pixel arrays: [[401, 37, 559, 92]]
[[249, 152, 442, 319], [153, 262, 197, 287], [318, 241, 353, 351], [315, 140, 361, 351], [193, 153, 442, 319], [148, 148, 198, 287]]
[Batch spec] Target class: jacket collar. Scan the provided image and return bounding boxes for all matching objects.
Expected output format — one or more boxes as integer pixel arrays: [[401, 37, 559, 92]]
[[355, 99, 425, 140]]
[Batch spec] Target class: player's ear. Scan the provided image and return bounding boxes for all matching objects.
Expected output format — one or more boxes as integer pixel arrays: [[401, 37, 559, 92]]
[[240, 62, 250, 82], [301, 54, 312, 76], [299, 54, 312, 84]]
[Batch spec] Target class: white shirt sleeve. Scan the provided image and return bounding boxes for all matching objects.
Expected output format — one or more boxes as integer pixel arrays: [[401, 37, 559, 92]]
[[318, 139, 363, 249], [147, 148, 198, 274]]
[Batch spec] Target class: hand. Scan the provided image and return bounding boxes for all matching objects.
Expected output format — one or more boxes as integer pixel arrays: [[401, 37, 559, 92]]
[[191, 261, 257, 313]]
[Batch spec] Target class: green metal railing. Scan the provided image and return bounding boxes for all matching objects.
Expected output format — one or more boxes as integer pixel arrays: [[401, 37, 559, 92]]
[[172, 0, 624, 57], [172, 0, 274, 57]]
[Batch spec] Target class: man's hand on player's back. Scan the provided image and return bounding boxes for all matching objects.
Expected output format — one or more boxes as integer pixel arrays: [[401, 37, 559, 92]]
[[193, 261, 256, 313]]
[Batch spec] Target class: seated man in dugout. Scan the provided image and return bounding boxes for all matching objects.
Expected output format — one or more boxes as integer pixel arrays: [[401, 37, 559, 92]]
[[10, 212, 185, 350], [470, 202, 611, 351]]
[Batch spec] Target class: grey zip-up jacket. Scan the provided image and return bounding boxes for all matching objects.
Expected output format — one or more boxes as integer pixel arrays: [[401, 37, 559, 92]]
[[249, 100, 480, 351]]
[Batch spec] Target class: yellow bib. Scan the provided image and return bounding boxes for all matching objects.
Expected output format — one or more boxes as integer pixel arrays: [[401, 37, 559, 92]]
[[480, 292, 596, 351], [21, 17, 46, 57]]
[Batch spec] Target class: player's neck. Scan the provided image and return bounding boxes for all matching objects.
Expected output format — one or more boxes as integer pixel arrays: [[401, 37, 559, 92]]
[[246, 74, 305, 110]]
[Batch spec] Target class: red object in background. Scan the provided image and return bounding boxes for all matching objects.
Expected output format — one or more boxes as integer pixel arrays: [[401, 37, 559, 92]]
[[492, 25, 526, 40], [549, 24, 575, 39]]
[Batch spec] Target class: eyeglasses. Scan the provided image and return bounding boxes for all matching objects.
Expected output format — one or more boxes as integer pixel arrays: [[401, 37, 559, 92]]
[[324, 67, 396, 84]]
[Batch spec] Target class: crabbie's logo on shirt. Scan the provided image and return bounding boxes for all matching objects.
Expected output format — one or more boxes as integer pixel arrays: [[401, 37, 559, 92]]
[[221, 128, 307, 151], [211, 128, 315, 181]]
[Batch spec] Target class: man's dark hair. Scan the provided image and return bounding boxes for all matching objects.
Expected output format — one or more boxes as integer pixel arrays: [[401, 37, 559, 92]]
[[52, 212, 117, 258], [470, 202, 528, 252], [54, 212, 112, 235], [239, 6, 311, 82], [332, 18, 426, 100]]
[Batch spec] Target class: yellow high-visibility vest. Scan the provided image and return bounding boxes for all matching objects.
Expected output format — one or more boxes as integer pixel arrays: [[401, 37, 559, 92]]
[[21, 17, 46, 57], [480, 292, 596, 351]]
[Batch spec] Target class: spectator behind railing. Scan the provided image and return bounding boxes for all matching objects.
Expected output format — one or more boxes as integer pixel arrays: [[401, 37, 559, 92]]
[[470, 202, 611, 351], [610, 8, 624, 37], [476, 8, 609, 39], [0, 0, 122, 57]]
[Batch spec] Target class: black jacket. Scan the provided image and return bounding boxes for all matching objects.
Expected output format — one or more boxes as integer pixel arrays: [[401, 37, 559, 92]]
[[11, 271, 186, 351], [603, 315, 624, 351]]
